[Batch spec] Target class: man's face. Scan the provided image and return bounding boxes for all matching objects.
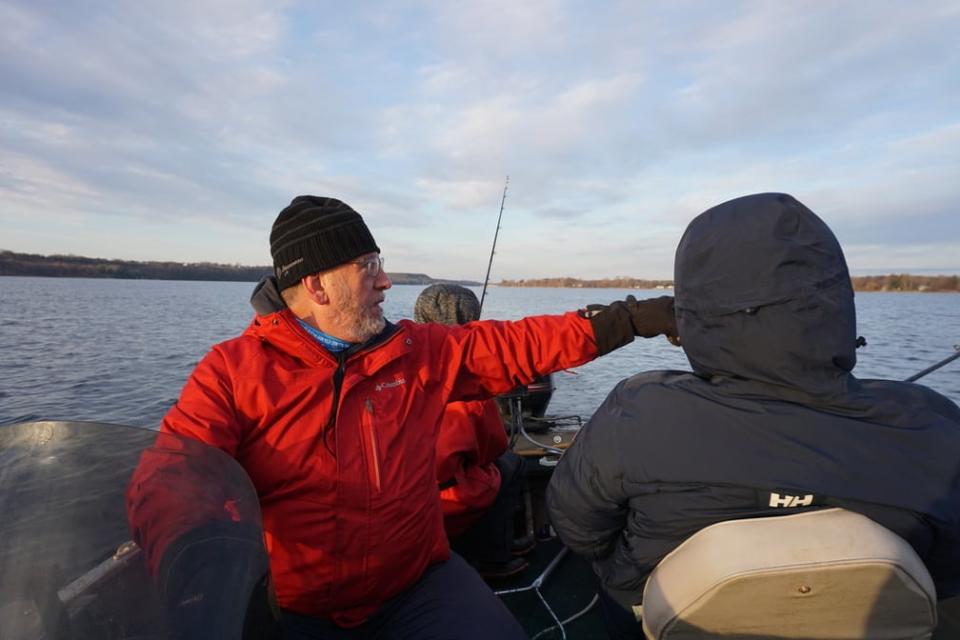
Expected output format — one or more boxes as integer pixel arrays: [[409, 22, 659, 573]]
[[325, 252, 392, 342]]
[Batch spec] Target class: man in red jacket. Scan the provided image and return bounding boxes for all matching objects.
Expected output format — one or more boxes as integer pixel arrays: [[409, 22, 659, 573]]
[[133, 195, 676, 639]]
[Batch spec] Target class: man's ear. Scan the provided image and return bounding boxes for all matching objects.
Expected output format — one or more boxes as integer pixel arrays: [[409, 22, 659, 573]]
[[301, 274, 331, 305]]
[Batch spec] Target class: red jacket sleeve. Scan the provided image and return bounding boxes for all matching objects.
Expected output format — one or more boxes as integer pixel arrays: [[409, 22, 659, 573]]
[[472, 400, 509, 467], [436, 400, 507, 483], [129, 346, 256, 574], [436, 400, 508, 537], [428, 311, 599, 404], [126, 432, 260, 573], [160, 346, 244, 455]]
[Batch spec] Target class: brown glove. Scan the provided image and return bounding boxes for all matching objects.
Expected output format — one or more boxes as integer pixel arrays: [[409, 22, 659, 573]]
[[581, 295, 678, 356]]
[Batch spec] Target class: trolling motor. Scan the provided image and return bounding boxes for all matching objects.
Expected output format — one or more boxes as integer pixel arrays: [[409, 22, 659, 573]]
[[496, 373, 584, 460], [495, 374, 555, 432]]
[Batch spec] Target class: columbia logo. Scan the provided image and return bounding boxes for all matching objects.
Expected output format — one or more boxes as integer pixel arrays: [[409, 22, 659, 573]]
[[280, 257, 304, 274], [375, 377, 405, 392]]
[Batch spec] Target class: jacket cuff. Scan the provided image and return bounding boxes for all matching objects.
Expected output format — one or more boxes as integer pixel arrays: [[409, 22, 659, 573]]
[[583, 303, 636, 356]]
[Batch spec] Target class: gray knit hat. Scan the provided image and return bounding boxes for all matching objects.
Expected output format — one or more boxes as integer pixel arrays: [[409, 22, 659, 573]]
[[414, 284, 480, 325], [270, 195, 380, 291]]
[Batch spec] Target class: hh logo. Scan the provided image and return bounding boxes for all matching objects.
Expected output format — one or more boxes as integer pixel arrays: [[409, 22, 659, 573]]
[[768, 492, 814, 508], [375, 376, 406, 392]]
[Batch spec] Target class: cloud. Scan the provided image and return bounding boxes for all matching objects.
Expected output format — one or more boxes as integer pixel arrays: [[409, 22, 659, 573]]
[[415, 176, 506, 210], [890, 122, 960, 163], [426, 0, 568, 60], [844, 242, 960, 274], [0, 1, 958, 277]]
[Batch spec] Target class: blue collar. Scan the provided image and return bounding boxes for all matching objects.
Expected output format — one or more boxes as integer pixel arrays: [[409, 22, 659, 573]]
[[297, 319, 354, 353]]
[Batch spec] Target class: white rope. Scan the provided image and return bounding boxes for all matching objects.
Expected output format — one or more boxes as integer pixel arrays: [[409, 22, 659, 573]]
[[529, 592, 600, 640]]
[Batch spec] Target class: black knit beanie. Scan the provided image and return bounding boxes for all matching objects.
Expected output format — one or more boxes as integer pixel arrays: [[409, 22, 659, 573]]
[[270, 195, 380, 291]]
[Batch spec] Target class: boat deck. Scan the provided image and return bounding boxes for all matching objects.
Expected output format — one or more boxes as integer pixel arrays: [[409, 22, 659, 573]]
[[496, 537, 604, 639]]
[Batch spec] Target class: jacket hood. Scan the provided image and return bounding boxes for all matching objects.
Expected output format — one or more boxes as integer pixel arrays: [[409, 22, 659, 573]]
[[674, 193, 857, 398], [250, 276, 286, 316]]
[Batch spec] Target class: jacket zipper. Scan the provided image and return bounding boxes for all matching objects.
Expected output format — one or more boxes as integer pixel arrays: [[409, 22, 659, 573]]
[[321, 353, 347, 456], [297, 320, 405, 458], [363, 399, 382, 494]]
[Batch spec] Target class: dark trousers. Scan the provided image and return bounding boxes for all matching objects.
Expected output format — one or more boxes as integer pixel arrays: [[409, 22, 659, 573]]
[[597, 584, 644, 640], [450, 451, 524, 565], [281, 553, 526, 640]]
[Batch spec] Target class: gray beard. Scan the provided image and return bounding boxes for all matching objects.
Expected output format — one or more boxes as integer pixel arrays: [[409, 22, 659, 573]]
[[329, 302, 385, 343], [353, 314, 386, 343]]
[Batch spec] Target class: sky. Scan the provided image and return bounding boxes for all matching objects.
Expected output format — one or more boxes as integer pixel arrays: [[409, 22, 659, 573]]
[[1, 1, 959, 281]]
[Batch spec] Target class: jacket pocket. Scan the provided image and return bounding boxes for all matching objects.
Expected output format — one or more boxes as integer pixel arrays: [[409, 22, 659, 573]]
[[362, 399, 383, 495]]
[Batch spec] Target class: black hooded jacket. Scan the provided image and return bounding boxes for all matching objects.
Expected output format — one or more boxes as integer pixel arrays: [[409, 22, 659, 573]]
[[546, 193, 960, 609]]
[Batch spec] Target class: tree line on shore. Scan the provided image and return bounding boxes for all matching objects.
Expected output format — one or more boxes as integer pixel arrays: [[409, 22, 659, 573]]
[[499, 275, 960, 292], [2, 251, 956, 291], [0, 250, 473, 286], [500, 277, 674, 290], [1, 250, 271, 282]]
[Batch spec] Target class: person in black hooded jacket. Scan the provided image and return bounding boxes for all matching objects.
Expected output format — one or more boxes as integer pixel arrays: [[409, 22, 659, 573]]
[[546, 192, 960, 638]]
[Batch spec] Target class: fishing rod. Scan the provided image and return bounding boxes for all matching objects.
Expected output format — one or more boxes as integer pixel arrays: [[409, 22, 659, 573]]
[[478, 175, 509, 318], [906, 344, 960, 382], [475, 177, 565, 456]]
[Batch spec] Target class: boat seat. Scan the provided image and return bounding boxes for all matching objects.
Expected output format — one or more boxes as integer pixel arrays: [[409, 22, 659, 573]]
[[640, 508, 937, 640]]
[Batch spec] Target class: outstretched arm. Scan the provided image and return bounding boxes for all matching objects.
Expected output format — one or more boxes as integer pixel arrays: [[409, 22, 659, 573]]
[[432, 296, 676, 403]]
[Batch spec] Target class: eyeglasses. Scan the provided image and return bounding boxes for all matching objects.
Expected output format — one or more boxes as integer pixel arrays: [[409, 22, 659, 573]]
[[349, 255, 385, 278]]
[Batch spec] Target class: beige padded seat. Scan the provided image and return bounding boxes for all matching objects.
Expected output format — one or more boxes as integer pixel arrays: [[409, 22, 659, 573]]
[[641, 508, 937, 640]]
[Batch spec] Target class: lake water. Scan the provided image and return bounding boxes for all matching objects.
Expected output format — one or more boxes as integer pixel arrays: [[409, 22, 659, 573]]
[[0, 276, 958, 427]]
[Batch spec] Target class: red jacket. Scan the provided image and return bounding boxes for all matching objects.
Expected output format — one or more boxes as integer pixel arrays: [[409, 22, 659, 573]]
[[436, 400, 507, 537], [152, 300, 598, 625]]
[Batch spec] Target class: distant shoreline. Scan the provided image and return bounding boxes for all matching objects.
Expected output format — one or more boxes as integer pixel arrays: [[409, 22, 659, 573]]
[[0, 250, 479, 287], [500, 275, 960, 293], [2, 250, 956, 292]]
